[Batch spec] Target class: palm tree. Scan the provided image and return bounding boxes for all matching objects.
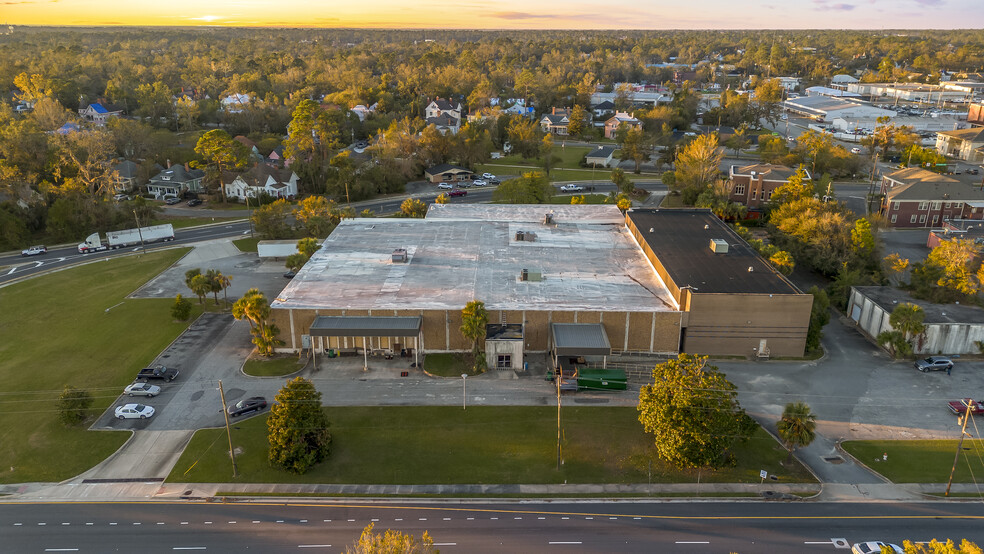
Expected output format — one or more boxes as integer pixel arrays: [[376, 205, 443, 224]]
[[204, 269, 223, 306], [217, 273, 233, 306], [889, 302, 925, 349], [776, 402, 816, 463]]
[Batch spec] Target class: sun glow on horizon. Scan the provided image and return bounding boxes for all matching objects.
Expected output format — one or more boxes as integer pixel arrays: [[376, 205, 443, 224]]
[[1, 0, 982, 29]]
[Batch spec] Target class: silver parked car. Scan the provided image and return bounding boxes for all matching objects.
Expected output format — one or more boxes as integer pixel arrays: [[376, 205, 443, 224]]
[[124, 382, 161, 397], [914, 356, 953, 372], [115, 403, 155, 420]]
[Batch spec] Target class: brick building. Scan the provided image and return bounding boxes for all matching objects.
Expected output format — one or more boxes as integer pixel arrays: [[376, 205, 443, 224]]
[[728, 164, 806, 215], [879, 168, 984, 228]]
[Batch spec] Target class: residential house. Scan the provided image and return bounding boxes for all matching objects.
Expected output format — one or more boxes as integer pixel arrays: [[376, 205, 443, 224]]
[[585, 146, 617, 168], [221, 93, 251, 113], [591, 100, 615, 119], [113, 160, 141, 193], [424, 163, 474, 183], [604, 112, 642, 139], [425, 113, 461, 135], [539, 107, 571, 135], [936, 128, 984, 162], [233, 135, 264, 163], [78, 102, 123, 125], [224, 165, 299, 201], [502, 100, 535, 118], [729, 164, 807, 214], [146, 164, 206, 199], [266, 145, 286, 167], [424, 98, 462, 134], [879, 167, 984, 227], [350, 103, 377, 122]]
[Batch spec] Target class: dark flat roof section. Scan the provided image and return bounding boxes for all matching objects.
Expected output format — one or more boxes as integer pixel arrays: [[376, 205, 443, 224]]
[[627, 209, 801, 295], [552, 323, 612, 356], [309, 316, 422, 337]]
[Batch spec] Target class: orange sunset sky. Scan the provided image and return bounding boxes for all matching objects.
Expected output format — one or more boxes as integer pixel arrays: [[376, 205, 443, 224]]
[[1, 0, 981, 28]]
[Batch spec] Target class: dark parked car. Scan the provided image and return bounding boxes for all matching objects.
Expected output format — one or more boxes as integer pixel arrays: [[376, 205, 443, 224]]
[[187, 199, 203, 207], [284, 270, 296, 279], [914, 356, 953, 372], [947, 398, 984, 415], [448, 189, 467, 197], [228, 397, 268, 417]]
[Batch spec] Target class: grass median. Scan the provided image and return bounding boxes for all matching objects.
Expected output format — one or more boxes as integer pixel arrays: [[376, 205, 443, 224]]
[[0, 248, 196, 483], [242, 356, 306, 377], [841, 439, 984, 483], [170, 406, 815, 485]]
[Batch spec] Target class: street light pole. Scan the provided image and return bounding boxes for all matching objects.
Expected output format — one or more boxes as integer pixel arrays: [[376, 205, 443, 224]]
[[218, 380, 238, 478], [461, 374, 467, 410]]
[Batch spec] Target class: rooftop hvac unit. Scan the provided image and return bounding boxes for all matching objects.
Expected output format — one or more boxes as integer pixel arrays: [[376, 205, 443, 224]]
[[521, 269, 528, 281], [544, 211, 554, 225], [516, 231, 525, 241], [520, 269, 542, 282], [392, 248, 408, 263], [709, 239, 729, 254]]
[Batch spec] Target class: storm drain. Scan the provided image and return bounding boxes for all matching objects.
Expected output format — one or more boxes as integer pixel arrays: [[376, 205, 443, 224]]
[[823, 456, 845, 464]]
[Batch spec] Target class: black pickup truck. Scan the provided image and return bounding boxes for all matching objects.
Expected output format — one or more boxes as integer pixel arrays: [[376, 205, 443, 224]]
[[136, 365, 180, 383]]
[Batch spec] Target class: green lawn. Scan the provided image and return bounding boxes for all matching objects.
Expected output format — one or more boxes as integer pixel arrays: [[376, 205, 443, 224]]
[[170, 407, 815, 485], [841, 440, 984, 483], [233, 237, 260, 253], [422, 353, 483, 377], [548, 194, 609, 205], [0, 249, 198, 483], [243, 356, 306, 377], [153, 216, 244, 230]]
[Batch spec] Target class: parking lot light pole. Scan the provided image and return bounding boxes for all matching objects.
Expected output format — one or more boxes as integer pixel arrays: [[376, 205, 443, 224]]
[[461, 374, 467, 410], [218, 380, 238, 478]]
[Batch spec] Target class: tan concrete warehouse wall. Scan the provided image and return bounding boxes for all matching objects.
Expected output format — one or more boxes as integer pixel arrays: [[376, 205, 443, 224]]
[[272, 307, 682, 355], [684, 293, 812, 357]]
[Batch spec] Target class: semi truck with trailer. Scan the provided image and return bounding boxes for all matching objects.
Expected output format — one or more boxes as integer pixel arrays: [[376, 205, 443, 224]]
[[77, 224, 175, 253]]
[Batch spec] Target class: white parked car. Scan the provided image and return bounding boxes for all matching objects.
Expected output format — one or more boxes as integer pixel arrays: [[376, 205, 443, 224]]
[[115, 403, 155, 420], [851, 147, 862, 154], [482, 173, 495, 179], [437, 182, 453, 189], [124, 383, 161, 397], [560, 184, 584, 192], [473, 179, 488, 186]]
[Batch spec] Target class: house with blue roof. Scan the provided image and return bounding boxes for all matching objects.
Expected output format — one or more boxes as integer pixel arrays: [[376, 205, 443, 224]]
[[78, 102, 123, 125]]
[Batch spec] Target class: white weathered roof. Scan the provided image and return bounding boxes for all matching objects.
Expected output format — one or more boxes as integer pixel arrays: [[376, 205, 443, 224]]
[[272, 205, 675, 313]]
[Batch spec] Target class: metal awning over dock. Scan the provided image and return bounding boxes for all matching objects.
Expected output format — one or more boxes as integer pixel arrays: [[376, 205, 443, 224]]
[[309, 316, 422, 337], [551, 323, 612, 356]]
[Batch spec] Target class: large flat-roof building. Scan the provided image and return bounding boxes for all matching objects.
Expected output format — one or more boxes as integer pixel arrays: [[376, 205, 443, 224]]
[[270, 205, 812, 362]]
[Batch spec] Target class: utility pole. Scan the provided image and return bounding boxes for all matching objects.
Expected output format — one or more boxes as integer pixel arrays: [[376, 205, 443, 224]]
[[218, 380, 238, 478], [132, 210, 146, 252], [945, 401, 974, 497], [556, 370, 563, 471]]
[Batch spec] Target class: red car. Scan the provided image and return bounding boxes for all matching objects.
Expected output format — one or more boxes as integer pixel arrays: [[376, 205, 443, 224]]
[[448, 189, 467, 197], [947, 398, 984, 416]]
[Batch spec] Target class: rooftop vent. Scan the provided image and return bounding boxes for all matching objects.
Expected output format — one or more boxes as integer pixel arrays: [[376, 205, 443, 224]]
[[709, 239, 729, 254], [520, 269, 543, 282], [391, 248, 408, 263], [515, 230, 537, 242], [544, 211, 555, 225]]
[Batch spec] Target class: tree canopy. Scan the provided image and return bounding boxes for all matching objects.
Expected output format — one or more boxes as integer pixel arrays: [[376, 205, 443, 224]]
[[637, 354, 753, 469], [267, 377, 332, 474]]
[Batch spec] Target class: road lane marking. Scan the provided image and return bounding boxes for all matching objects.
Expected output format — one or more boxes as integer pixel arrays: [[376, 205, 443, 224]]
[[348, 519, 355, 522], [676, 542, 710, 544], [445, 518, 453, 521], [109, 522, 117, 525], [253, 520, 260, 523], [323, 520, 331, 522], [490, 517, 498, 520], [158, 522, 165, 525], [549, 542, 582, 545], [38, 522, 46, 526], [538, 517, 546, 520], [419, 518, 427, 521], [609, 517, 617, 520], [61, 522, 70, 525], [372, 519, 380, 522], [277, 520, 285, 523], [298, 545, 331, 549], [466, 517, 474, 520], [228, 521, 236, 524], [14, 523, 22, 526], [561, 517, 570, 520], [585, 517, 593, 520], [204, 522, 212, 525], [172, 548, 206, 551], [395, 519, 403, 521], [133, 522, 141, 525], [434, 543, 457, 546], [85, 523, 93, 526], [44, 549, 79, 552], [181, 521, 189, 525], [300, 519, 307, 523]]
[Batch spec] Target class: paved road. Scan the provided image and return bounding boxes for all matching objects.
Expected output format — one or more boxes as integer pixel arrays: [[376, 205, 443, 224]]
[[0, 222, 251, 285], [3, 501, 983, 553]]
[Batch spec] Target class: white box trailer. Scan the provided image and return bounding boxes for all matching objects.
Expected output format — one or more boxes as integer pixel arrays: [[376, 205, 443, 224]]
[[257, 240, 301, 259], [78, 224, 175, 253]]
